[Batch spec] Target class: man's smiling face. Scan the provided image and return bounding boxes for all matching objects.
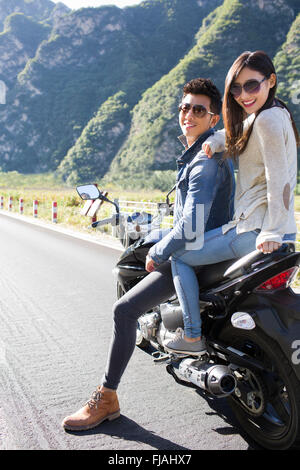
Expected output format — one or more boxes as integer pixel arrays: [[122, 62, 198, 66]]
[[179, 93, 217, 147]]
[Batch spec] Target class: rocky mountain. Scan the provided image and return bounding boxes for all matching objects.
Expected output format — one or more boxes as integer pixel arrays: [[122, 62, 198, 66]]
[[104, 0, 298, 189], [0, 0, 299, 189], [0, 13, 50, 87], [274, 11, 300, 139], [0, 0, 55, 30]]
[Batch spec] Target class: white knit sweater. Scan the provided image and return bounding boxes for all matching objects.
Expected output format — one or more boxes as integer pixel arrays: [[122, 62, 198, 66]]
[[205, 106, 297, 247]]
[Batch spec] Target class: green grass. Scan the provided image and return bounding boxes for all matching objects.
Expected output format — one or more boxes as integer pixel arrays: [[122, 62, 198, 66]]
[[0, 170, 298, 234], [0, 171, 67, 189], [0, 181, 171, 237], [1, 172, 300, 288]]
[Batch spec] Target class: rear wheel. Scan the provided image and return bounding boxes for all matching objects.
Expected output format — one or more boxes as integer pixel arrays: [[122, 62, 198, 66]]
[[219, 325, 300, 450]]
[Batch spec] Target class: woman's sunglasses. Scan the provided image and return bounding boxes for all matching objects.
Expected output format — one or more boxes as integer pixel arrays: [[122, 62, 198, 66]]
[[178, 103, 214, 117], [230, 77, 267, 98]]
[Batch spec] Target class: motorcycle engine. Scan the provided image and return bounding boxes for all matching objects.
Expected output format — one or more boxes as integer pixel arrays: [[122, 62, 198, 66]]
[[139, 312, 160, 341], [138, 311, 177, 346]]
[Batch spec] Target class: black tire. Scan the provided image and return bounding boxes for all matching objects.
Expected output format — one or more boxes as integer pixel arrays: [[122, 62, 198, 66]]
[[116, 281, 150, 349], [218, 325, 300, 450], [116, 280, 125, 300]]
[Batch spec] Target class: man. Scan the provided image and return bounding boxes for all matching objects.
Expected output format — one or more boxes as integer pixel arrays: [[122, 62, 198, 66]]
[[62, 78, 235, 432], [147, 78, 234, 271]]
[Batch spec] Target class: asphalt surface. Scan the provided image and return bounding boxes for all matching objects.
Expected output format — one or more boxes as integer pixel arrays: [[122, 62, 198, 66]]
[[0, 213, 254, 451]]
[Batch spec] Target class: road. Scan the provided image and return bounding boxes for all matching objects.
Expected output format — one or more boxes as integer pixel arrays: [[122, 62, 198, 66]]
[[0, 213, 253, 451]]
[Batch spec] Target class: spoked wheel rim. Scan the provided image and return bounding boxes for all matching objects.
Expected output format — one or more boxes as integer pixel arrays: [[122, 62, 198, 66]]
[[219, 327, 299, 449], [233, 361, 292, 439]]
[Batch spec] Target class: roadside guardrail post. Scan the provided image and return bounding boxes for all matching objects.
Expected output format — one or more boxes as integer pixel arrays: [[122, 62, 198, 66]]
[[33, 200, 38, 217], [52, 201, 57, 223], [19, 198, 24, 214]]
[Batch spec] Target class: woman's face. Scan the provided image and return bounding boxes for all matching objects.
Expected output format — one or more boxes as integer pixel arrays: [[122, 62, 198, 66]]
[[232, 66, 276, 115]]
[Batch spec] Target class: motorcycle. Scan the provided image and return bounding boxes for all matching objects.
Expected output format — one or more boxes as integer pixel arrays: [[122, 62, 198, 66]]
[[77, 183, 300, 450]]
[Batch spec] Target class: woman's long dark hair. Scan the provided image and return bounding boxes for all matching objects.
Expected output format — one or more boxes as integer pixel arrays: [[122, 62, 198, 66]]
[[223, 50, 299, 157]]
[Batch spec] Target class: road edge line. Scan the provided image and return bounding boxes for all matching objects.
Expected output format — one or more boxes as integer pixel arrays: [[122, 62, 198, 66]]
[[0, 210, 124, 252]]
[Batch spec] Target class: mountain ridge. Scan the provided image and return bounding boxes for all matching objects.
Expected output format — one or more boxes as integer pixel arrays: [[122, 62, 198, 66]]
[[0, 0, 298, 189]]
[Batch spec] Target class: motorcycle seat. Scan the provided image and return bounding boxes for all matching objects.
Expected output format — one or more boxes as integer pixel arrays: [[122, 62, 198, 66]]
[[195, 259, 234, 289], [224, 243, 295, 280], [196, 243, 295, 289]]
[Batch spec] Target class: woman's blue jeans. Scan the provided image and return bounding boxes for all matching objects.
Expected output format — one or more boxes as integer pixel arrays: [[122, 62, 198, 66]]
[[170, 227, 259, 338]]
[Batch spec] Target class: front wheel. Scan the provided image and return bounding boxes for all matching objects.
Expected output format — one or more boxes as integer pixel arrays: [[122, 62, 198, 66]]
[[219, 325, 300, 450]]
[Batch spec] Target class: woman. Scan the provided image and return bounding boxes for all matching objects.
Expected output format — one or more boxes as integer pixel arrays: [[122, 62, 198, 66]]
[[164, 50, 299, 355]]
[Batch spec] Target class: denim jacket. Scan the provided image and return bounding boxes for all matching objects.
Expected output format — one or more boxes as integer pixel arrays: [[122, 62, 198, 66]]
[[148, 129, 235, 265]]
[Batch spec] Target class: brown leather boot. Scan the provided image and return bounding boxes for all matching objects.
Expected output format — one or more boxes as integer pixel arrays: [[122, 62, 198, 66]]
[[62, 387, 120, 431]]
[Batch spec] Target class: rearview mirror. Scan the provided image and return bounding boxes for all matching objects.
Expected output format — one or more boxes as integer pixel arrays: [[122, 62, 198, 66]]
[[157, 202, 170, 216], [76, 184, 100, 200]]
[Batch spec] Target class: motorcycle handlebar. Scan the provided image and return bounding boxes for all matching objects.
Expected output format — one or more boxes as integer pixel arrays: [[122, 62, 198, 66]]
[[91, 214, 119, 228], [82, 188, 173, 231]]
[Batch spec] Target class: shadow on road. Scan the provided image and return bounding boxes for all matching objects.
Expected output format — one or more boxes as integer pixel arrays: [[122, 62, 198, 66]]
[[65, 415, 190, 450], [194, 389, 260, 450], [140, 344, 259, 450]]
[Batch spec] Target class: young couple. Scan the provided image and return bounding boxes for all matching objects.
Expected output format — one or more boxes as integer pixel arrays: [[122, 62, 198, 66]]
[[62, 50, 299, 432]]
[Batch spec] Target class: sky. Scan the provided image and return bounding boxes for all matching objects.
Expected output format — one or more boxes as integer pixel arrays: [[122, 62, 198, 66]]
[[52, 0, 143, 9]]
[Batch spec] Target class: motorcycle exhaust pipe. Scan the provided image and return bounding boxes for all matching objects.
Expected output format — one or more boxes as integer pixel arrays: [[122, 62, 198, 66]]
[[178, 358, 236, 397]]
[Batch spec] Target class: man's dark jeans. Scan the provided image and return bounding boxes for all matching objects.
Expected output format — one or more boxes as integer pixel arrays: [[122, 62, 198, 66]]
[[101, 262, 174, 390]]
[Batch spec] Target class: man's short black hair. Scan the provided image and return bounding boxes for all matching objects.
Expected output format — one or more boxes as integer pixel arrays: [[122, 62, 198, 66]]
[[182, 78, 222, 115]]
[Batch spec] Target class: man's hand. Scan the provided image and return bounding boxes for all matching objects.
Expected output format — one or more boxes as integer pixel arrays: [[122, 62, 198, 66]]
[[257, 241, 281, 254], [145, 254, 157, 272]]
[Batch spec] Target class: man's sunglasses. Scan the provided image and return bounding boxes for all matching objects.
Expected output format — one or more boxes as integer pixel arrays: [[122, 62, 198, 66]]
[[178, 103, 214, 117], [230, 77, 267, 98]]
